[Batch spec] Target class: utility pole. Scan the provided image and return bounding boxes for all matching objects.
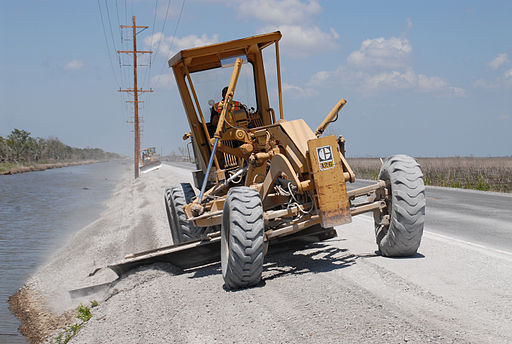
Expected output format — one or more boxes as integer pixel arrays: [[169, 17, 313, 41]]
[[118, 16, 153, 179]]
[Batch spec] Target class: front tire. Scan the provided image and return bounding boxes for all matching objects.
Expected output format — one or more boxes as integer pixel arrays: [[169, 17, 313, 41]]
[[374, 155, 425, 257], [221, 187, 264, 289], [164, 183, 202, 244]]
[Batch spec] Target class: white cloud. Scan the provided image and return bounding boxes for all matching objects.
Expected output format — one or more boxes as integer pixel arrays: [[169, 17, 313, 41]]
[[489, 53, 509, 70], [151, 73, 175, 89], [225, 0, 337, 58], [309, 66, 466, 97], [407, 18, 413, 29], [473, 68, 512, 89], [261, 24, 339, 57], [282, 82, 318, 98], [472, 79, 500, 89], [309, 70, 331, 84], [305, 35, 465, 97], [145, 32, 219, 57], [63, 59, 84, 70], [362, 69, 465, 96], [364, 69, 416, 90], [227, 0, 321, 24], [347, 37, 412, 69]]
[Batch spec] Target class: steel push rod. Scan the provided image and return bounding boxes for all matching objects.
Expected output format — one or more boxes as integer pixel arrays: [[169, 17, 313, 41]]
[[199, 58, 243, 203]]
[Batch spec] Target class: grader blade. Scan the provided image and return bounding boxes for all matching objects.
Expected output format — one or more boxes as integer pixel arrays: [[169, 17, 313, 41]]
[[140, 160, 161, 173], [108, 237, 221, 277]]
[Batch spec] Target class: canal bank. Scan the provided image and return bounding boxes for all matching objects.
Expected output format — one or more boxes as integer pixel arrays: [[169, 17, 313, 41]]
[[0, 160, 108, 175]]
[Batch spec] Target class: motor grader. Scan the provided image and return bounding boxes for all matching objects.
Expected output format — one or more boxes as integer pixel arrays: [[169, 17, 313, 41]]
[[140, 147, 161, 173], [111, 32, 425, 290]]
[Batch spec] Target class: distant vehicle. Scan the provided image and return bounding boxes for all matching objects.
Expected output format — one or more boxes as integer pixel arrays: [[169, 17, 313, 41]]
[[140, 147, 161, 172]]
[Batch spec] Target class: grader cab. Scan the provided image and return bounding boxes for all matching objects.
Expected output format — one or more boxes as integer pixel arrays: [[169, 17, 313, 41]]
[[111, 32, 426, 289]]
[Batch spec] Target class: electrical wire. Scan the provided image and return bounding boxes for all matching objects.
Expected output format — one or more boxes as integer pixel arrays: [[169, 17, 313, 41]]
[[142, 0, 175, 115], [141, 0, 159, 91], [156, 0, 186, 79], [104, 0, 119, 57], [97, 0, 121, 88], [115, 0, 122, 41], [124, 0, 127, 28], [152, 0, 173, 62]]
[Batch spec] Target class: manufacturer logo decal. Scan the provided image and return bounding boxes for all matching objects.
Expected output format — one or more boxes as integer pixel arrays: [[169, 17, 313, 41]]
[[316, 145, 334, 170]]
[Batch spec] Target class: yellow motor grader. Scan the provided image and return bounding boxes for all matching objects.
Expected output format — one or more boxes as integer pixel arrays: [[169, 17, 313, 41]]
[[110, 32, 425, 289], [140, 147, 161, 173]]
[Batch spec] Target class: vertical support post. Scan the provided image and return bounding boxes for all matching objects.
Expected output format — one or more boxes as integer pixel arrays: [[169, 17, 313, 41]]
[[183, 62, 219, 170], [275, 41, 283, 120], [132, 16, 140, 179]]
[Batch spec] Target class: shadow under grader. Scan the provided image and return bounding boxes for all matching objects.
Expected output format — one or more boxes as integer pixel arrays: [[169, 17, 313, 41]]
[[185, 240, 357, 285], [263, 243, 356, 282]]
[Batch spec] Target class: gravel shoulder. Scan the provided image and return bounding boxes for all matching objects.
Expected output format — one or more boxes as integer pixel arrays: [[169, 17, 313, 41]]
[[10, 164, 512, 343]]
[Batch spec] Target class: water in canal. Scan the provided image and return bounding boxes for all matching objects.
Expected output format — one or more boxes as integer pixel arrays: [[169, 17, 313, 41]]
[[0, 161, 129, 343]]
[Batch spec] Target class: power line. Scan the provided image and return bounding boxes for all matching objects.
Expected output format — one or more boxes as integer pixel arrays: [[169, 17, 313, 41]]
[[155, 0, 186, 79], [97, 0, 121, 88], [152, 0, 172, 60], [140, 0, 159, 90], [115, 0, 122, 41], [104, 0, 118, 53], [142, 0, 174, 111], [104, 0, 126, 89], [141, 0, 159, 89]]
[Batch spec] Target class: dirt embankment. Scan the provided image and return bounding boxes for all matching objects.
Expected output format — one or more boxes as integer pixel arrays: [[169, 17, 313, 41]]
[[0, 161, 103, 175], [9, 287, 74, 343]]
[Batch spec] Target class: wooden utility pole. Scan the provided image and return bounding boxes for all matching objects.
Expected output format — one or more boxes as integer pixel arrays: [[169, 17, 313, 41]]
[[118, 16, 153, 178]]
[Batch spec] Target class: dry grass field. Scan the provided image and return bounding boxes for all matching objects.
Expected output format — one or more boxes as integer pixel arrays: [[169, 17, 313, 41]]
[[347, 157, 512, 193]]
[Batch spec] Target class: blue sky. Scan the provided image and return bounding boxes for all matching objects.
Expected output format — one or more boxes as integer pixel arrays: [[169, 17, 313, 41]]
[[1, 0, 511, 157]]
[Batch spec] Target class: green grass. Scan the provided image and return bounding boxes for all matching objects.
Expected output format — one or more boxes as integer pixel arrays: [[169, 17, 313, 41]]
[[0, 162, 17, 173], [52, 301, 98, 344]]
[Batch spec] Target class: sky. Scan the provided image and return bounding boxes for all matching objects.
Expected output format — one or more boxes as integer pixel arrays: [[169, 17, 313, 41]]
[[1, 0, 511, 157]]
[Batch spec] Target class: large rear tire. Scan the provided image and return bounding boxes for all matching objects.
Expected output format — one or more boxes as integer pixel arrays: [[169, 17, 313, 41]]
[[221, 187, 264, 289], [164, 183, 202, 244], [374, 155, 425, 257]]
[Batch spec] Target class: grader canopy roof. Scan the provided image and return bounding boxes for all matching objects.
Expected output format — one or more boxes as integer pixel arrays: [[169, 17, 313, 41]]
[[168, 31, 281, 72]]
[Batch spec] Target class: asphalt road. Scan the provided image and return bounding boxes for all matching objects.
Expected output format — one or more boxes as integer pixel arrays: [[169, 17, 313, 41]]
[[348, 179, 512, 254]]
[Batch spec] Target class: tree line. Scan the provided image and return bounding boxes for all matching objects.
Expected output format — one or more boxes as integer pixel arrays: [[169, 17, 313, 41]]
[[0, 129, 121, 164]]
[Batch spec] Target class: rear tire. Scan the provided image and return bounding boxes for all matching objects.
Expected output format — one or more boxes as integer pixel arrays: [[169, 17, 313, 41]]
[[164, 183, 202, 244], [221, 187, 264, 289], [374, 155, 425, 257]]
